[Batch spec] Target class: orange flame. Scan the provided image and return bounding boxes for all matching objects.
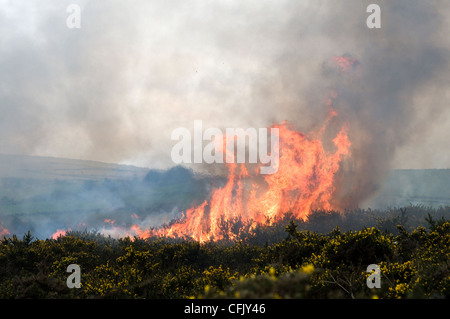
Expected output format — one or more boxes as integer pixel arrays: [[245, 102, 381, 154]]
[[52, 228, 70, 240], [332, 55, 360, 73], [0, 224, 10, 237], [138, 111, 351, 242], [104, 219, 116, 225]]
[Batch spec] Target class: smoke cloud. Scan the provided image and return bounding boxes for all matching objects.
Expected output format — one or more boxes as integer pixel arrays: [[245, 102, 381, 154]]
[[0, 0, 449, 208]]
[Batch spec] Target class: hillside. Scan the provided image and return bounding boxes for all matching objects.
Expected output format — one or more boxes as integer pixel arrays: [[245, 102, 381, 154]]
[[366, 169, 450, 208], [0, 154, 150, 181], [0, 154, 449, 239]]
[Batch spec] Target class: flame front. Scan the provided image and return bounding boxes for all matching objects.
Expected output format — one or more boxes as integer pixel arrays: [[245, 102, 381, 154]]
[[132, 111, 351, 243]]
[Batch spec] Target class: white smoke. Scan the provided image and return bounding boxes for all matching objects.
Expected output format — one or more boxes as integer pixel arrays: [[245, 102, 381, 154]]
[[0, 0, 449, 207]]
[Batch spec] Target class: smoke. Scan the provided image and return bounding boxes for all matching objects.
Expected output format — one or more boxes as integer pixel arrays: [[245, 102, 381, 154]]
[[0, 0, 449, 209], [244, 1, 450, 207], [0, 156, 214, 238]]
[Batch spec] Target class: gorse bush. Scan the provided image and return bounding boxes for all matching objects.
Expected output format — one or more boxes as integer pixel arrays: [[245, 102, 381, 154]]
[[0, 206, 449, 299]]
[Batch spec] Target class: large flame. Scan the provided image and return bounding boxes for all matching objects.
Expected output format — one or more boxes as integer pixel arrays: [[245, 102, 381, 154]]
[[133, 110, 351, 242], [46, 54, 355, 242]]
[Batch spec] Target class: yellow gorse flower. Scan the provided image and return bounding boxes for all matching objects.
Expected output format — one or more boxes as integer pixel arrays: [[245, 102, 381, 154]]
[[301, 264, 314, 274]]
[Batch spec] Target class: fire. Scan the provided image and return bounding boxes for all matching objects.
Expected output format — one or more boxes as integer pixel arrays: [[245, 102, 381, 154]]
[[0, 224, 10, 237], [143, 110, 351, 242], [104, 219, 116, 225], [332, 54, 360, 73], [52, 228, 71, 240]]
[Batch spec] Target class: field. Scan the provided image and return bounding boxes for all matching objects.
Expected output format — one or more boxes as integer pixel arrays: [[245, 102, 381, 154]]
[[1, 155, 450, 299]]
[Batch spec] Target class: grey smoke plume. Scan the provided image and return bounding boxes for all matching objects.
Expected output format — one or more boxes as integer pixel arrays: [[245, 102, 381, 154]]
[[0, 0, 449, 208]]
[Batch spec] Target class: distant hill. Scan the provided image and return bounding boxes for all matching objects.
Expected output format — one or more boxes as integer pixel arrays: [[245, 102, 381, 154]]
[[365, 169, 450, 208], [0, 154, 150, 181]]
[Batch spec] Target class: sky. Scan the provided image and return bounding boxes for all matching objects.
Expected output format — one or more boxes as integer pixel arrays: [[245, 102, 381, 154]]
[[0, 0, 449, 175]]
